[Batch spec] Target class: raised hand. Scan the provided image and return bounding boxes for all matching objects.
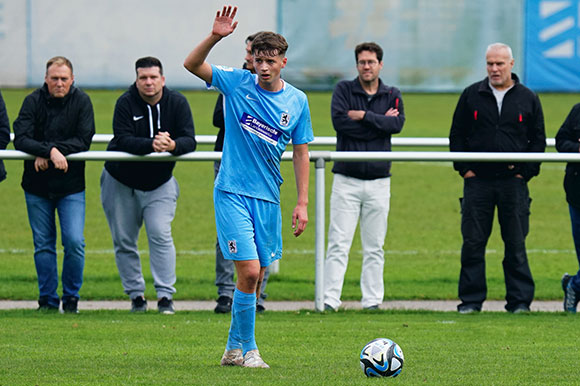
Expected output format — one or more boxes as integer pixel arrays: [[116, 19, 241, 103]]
[[212, 5, 238, 38]]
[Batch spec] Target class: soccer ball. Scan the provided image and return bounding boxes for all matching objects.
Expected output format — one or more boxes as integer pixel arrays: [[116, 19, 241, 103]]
[[359, 338, 404, 378]]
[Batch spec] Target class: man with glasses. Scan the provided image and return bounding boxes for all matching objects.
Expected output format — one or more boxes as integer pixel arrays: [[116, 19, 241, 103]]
[[323, 42, 405, 312]]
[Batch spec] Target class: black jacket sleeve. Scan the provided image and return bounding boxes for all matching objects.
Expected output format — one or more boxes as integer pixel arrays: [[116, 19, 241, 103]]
[[449, 89, 473, 176], [331, 82, 402, 141], [169, 94, 196, 156], [520, 93, 546, 180], [13, 93, 52, 158], [556, 104, 580, 154], [0, 91, 9, 151], [213, 93, 225, 130], [362, 88, 405, 136]]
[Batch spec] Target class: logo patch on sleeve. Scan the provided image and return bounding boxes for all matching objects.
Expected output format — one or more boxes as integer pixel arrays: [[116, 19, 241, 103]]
[[240, 113, 281, 145], [228, 240, 237, 254]]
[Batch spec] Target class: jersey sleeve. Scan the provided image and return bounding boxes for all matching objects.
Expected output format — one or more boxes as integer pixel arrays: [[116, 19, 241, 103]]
[[210, 65, 247, 96], [291, 96, 314, 145]]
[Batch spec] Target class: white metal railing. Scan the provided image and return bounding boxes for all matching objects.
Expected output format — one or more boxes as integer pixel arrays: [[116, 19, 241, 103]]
[[0, 147, 573, 312], [6, 133, 560, 147]]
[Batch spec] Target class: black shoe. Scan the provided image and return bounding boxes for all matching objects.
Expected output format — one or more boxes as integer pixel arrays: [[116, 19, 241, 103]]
[[131, 296, 148, 313], [510, 304, 531, 314], [62, 297, 79, 314], [214, 296, 232, 314], [157, 297, 175, 315], [37, 297, 59, 312], [364, 305, 379, 310], [256, 304, 266, 313], [457, 303, 481, 314]]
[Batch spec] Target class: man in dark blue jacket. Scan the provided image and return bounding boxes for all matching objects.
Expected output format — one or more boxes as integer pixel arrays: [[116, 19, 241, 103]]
[[13, 56, 95, 313], [449, 43, 546, 314], [0, 90, 10, 183], [555, 104, 580, 313], [323, 42, 405, 311], [101, 57, 196, 314]]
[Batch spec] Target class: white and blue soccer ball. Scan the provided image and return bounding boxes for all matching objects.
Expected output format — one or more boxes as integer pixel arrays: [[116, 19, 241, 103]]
[[359, 338, 404, 378]]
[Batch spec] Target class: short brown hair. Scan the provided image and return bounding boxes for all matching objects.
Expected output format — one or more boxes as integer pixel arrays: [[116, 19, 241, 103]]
[[251, 31, 288, 57], [355, 42, 383, 62], [46, 56, 73, 74]]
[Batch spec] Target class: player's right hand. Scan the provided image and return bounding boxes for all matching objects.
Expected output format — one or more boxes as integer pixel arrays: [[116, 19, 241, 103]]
[[212, 5, 238, 38]]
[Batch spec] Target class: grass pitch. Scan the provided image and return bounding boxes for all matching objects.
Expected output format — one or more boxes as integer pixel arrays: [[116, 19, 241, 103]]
[[0, 309, 578, 385]]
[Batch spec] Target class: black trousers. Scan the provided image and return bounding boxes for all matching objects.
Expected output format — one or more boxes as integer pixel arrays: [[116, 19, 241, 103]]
[[458, 176, 535, 311]]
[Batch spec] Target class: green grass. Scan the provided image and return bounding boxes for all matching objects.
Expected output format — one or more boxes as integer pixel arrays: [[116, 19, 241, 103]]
[[0, 89, 579, 302], [0, 309, 578, 385]]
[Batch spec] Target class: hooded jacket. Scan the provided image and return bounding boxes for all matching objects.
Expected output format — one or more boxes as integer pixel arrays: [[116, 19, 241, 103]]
[[13, 84, 95, 198], [331, 78, 405, 180], [555, 103, 580, 208], [104, 84, 196, 191], [449, 74, 546, 181]]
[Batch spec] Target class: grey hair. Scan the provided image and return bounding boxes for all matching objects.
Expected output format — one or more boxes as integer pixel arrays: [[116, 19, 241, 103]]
[[486, 43, 513, 59]]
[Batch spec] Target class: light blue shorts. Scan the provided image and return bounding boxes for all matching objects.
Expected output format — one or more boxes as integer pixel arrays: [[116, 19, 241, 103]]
[[214, 188, 282, 267]]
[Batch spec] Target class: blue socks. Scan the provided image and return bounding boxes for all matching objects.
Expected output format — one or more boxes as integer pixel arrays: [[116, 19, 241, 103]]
[[226, 288, 257, 354]]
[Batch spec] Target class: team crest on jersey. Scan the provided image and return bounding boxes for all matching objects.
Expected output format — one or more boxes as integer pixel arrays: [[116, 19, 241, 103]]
[[280, 112, 290, 126], [228, 240, 237, 254]]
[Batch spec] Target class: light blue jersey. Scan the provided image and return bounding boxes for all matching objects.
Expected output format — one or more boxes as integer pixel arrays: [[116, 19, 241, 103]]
[[210, 65, 314, 203]]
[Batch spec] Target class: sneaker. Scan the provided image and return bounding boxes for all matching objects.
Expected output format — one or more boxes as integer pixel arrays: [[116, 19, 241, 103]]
[[457, 304, 481, 314], [37, 297, 59, 312], [563, 275, 579, 313], [131, 296, 147, 313], [242, 349, 270, 368], [220, 348, 243, 366], [214, 296, 232, 314], [62, 297, 79, 314], [364, 305, 379, 310], [510, 304, 530, 314], [256, 304, 266, 313], [324, 303, 336, 312], [157, 297, 175, 315]]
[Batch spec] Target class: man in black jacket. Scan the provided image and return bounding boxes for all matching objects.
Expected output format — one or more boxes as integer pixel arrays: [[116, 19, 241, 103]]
[[101, 57, 196, 314], [0, 90, 10, 183], [555, 104, 580, 313], [13, 56, 95, 313], [323, 42, 405, 311], [449, 43, 546, 314]]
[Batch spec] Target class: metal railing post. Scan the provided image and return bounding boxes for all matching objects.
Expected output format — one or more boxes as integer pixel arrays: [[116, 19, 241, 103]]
[[314, 156, 326, 312]]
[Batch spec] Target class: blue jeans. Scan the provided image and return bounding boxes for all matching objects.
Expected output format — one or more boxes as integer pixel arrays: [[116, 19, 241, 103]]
[[25, 191, 86, 307], [568, 204, 580, 292]]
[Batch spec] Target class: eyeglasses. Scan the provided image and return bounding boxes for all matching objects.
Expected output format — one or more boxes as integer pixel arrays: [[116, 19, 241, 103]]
[[357, 60, 379, 67]]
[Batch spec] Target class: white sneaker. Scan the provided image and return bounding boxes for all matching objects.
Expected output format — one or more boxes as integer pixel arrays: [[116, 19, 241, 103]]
[[220, 349, 243, 366], [242, 349, 270, 368]]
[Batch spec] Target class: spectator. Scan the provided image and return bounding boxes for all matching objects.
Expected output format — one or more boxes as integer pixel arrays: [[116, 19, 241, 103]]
[[184, 6, 313, 368], [212, 31, 271, 314], [101, 56, 196, 314], [449, 43, 546, 314], [555, 104, 580, 313], [13, 56, 95, 313], [0, 90, 10, 182], [323, 42, 405, 311]]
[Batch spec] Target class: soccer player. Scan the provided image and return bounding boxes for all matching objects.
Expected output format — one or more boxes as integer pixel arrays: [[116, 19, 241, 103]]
[[184, 6, 313, 368], [212, 32, 272, 314]]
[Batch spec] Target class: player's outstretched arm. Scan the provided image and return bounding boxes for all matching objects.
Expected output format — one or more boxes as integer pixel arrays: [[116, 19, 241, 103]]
[[292, 143, 310, 237], [183, 5, 238, 84]]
